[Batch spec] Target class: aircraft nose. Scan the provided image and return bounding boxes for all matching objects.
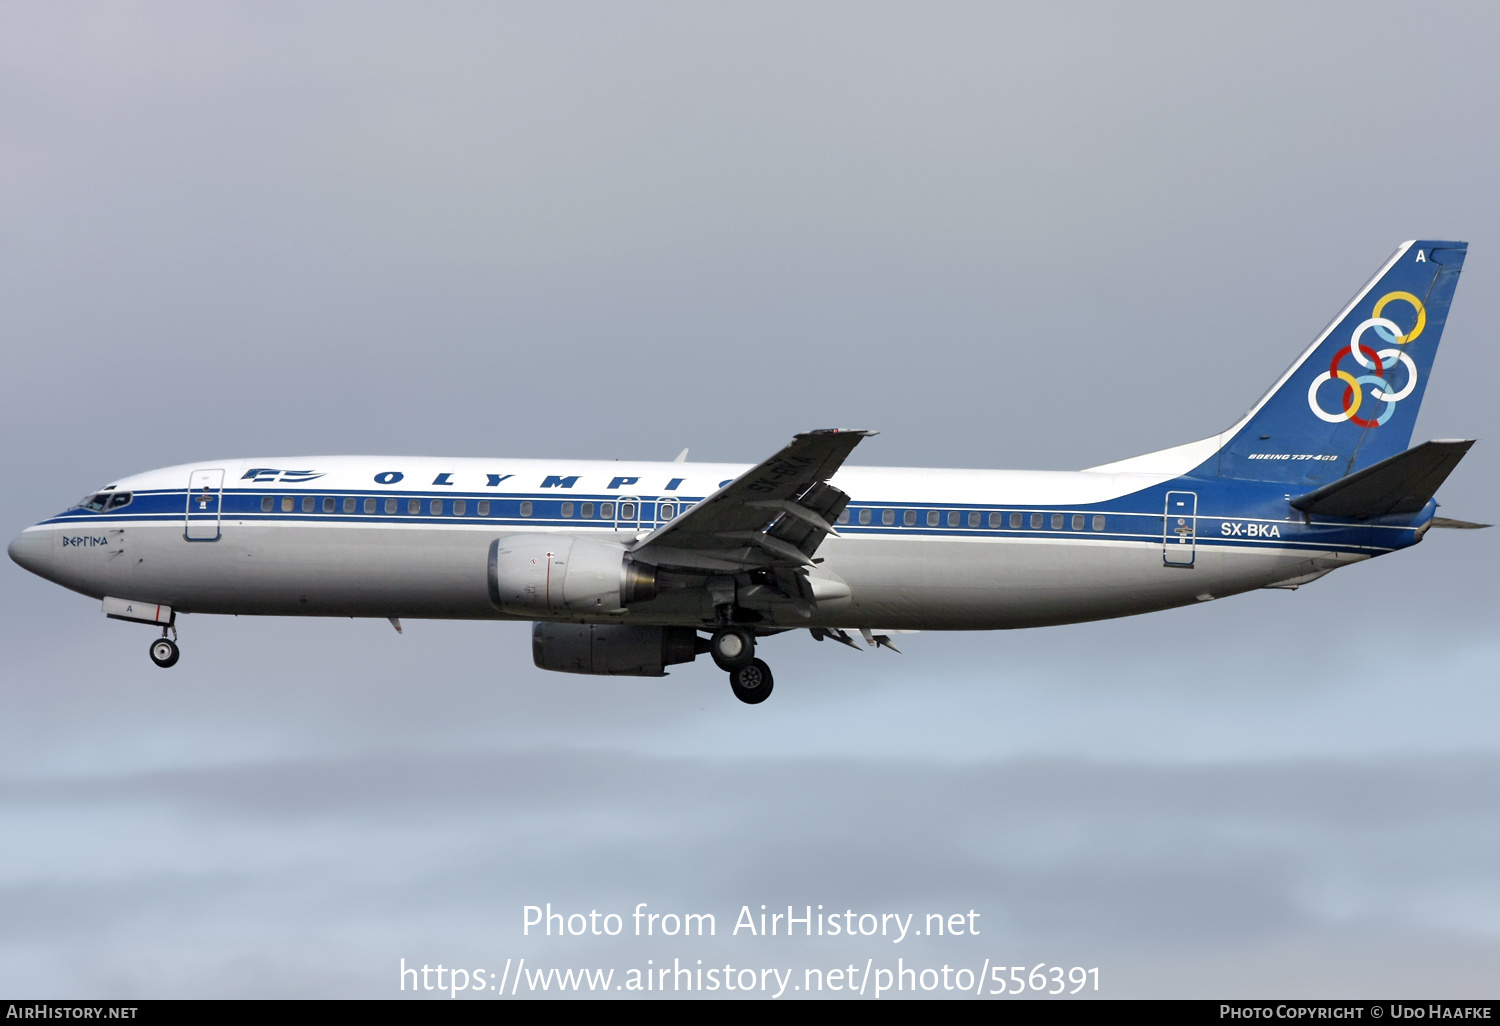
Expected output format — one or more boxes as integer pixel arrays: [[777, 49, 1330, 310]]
[[8, 528, 52, 576]]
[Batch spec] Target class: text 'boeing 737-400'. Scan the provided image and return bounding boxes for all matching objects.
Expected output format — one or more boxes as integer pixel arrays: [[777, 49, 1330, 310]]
[[9, 240, 1486, 703]]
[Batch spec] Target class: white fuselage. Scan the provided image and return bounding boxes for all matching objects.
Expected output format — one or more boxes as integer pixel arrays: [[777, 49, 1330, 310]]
[[12, 455, 1390, 633]]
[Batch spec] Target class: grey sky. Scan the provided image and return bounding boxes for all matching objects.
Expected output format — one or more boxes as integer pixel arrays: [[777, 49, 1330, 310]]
[[2, 1, 1498, 998]]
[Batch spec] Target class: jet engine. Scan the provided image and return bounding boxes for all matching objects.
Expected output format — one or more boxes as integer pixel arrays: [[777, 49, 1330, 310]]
[[488, 536, 657, 616], [532, 622, 700, 676]]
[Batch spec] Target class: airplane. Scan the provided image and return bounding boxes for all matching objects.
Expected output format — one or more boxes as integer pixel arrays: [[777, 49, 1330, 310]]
[[7, 240, 1486, 704]]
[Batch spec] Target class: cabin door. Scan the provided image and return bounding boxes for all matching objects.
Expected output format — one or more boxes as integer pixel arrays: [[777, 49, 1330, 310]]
[[184, 468, 225, 541], [1162, 491, 1197, 567]]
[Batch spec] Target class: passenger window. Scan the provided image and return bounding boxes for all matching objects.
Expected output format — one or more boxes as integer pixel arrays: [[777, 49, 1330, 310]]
[[581, 502, 594, 519], [903, 510, 917, 526], [988, 512, 1001, 528], [281, 497, 293, 512], [453, 499, 466, 516], [477, 500, 490, 516], [621, 502, 635, 519], [1072, 514, 1084, 530], [431, 499, 443, 515], [859, 509, 872, 525], [520, 501, 533, 517], [1051, 513, 1064, 529], [927, 510, 940, 526], [1030, 513, 1042, 529], [341, 497, 353, 513], [298, 496, 311, 513], [947, 511, 959, 527], [1093, 515, 1106, 531], [600, 502, 614, 519], [1010, 512, 1022, 529], [407, 499, 420, 515], [261, 497, 273, 512], [323, 497, 335, 513], [561, 502, 574, 518], [385, 498, 397, 514], [837, 510, 850, 525], [660, 503, 675, 520], [364, 498, 375, 514], [882, 510, 895, 525], [968, 511, 981, 528]]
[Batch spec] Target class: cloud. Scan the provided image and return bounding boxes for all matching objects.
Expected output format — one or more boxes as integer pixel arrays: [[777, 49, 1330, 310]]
[[2, 748, 1498, 996]]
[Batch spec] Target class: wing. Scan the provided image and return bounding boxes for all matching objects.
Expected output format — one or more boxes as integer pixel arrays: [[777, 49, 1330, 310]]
[[631, 429, 874, 573]]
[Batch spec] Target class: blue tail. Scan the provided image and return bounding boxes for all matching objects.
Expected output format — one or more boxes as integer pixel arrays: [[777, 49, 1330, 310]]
[[1205, 240, 1467, 486]]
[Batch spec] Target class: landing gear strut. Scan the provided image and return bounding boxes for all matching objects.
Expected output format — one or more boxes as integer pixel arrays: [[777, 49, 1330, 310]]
[[728, 658, 774, 704]]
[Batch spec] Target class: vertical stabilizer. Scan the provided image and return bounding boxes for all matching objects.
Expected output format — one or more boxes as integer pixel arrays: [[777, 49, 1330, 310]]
[[1207, 240, 1466, 486]]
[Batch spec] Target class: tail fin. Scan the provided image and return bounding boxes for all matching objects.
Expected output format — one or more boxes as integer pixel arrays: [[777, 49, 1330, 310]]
[[1209, 240, 1467, 486]]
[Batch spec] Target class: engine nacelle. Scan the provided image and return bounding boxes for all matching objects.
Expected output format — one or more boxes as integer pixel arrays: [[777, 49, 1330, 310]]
[[488, 535, 656, 616], [532, 622, 699, 676]]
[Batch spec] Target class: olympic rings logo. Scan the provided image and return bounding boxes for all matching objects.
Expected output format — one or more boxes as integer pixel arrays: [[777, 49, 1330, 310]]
[[1307, 291, 1425, 427]]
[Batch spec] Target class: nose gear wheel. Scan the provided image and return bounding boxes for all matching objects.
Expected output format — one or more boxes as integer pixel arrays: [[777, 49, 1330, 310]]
[[149, 637, 180, 668]]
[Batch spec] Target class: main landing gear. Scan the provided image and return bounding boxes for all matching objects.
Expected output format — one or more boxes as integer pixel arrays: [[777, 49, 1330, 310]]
[[728, 659, 774, 704], [149, 627, 180, 668], [708, 627, 754, 671], [710, 627, 774, 704]]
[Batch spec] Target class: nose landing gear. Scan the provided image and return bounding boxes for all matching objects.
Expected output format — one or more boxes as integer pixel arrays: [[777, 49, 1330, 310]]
[[728, 658, 774, 704], [149, 636, 180, 668], [149, 624, 180, 668]]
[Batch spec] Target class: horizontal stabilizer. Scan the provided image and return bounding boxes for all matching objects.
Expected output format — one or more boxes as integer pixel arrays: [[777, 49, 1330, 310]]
[[1429, 517, 1491, 529], [1290, 440, 1474, 517]]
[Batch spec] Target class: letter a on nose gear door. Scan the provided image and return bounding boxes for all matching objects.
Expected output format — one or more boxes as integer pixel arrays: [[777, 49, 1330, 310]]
[[1163, 490, 1197, 567], [184, 468, 225, 541]]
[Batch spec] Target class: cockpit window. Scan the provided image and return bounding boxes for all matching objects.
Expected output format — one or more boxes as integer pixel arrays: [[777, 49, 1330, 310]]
[[74, 491, 132, 512]]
